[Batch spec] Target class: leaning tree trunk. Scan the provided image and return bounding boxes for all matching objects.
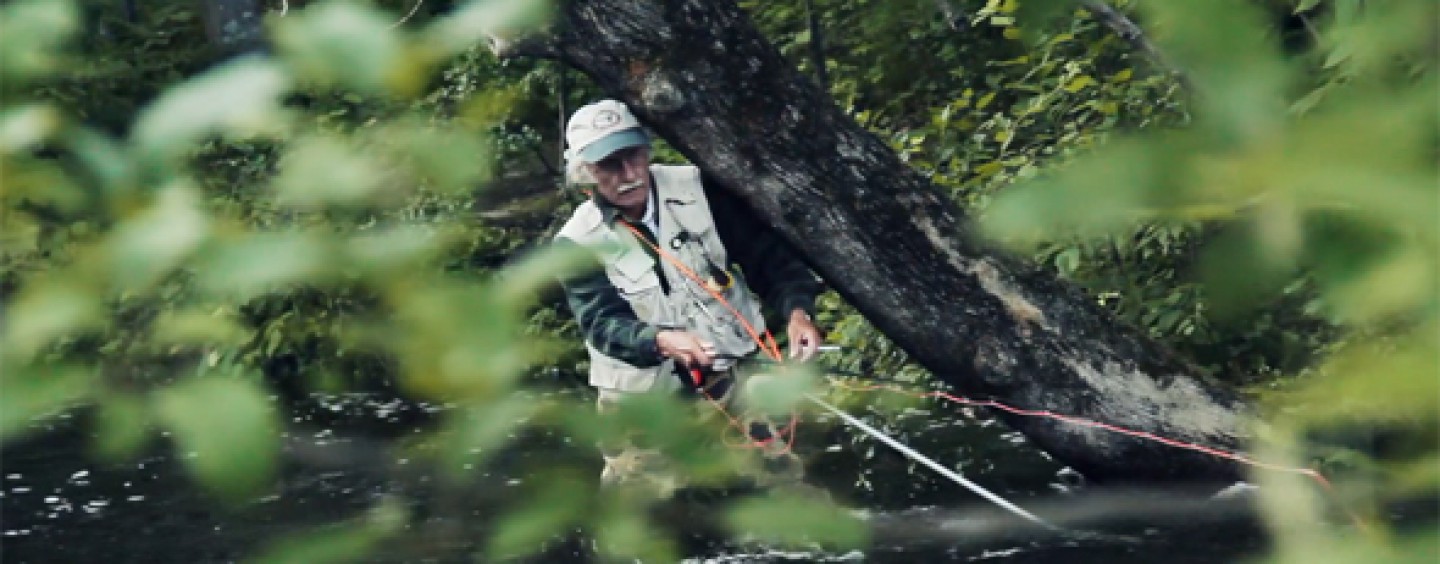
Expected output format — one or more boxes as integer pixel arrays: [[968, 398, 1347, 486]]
[[505, 0, 1250, 485]]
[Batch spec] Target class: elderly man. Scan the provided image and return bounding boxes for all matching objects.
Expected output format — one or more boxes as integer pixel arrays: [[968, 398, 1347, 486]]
[[555, 99, 822, 494]]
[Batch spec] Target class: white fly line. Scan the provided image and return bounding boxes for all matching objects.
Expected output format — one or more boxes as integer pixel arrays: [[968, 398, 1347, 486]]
[[804, 393, 1060, 531]]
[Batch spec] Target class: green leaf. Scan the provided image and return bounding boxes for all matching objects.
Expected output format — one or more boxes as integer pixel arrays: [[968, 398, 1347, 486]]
[[436, 398, 537, 483], [487, 476, 587, 559], [1137, 0, 1289, 144], [741, 365, 818, 418], [91, 393, 152, 462], [62, 127, 132, 194], [272, 1, 417, 96], [1015, 0, 1072, 46], [2, 279, 104, 359], [151, 308, 254, 347], [1321, 245, 1434, 324], [272, 136, 387, 208], [131, 56, 291, 161], [107, 181, 211, 291], [425, 0, 556, 56], [604, 391, 695, 452], [583, 391, 739, 482], [0, 0, 78, 83], [981, 139, 1163, 245], [1199, 221, 1294, 320], [367, 121, 492, 193], [194, 232, 332, 299], [591, 505, 676, 562], [346, 225, 450, 278], [973, 161, 1004, 178], [1054, 247, 1081, 275], [976, 91, 997, 110], [1291, 329, 1439, 424], [1323, 1, 1431, 77], [0, 364, 94, 443], [250, 525, 382, 564], [0, 104, 61, 155], [250, 499, 408, 564], [1063, 75, 1095, 93], [1322, 42, 1354, 70], [494, 243, 598, 309], [154, 376, 280, 502], [1391, 455, 1440, 495], [4, 156, 87, 214], [725, 493, 868, 549]]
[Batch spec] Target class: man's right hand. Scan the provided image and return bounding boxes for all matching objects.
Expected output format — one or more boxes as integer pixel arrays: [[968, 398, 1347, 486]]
[[656, 330, 716, 369]]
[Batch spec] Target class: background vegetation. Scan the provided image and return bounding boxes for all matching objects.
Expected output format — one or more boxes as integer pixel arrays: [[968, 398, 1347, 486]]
[[2, 0, 1434, 561]]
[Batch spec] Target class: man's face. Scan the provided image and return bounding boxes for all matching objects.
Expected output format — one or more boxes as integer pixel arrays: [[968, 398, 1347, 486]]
[[585, 145, 651, 213]]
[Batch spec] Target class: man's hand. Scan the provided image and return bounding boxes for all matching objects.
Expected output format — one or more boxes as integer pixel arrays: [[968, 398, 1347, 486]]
[[786, 309, 822, 362], [656, 330, 716, 368]]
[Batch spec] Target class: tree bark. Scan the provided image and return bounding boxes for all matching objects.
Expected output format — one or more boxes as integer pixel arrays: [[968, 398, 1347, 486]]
[[1076, 0, 1191, 90], [524, 0, 1250, 485]]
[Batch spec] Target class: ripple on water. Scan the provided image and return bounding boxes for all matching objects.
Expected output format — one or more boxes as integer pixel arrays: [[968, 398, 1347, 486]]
[[0, 389, 1279, 563]]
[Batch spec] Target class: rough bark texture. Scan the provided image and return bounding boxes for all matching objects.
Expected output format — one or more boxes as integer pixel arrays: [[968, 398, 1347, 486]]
[[531, 0, 1250, 485]]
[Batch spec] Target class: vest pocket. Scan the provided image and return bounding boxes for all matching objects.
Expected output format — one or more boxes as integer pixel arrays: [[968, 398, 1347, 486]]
[[587, 344, 670, 393], [608, 249, 668, 323]]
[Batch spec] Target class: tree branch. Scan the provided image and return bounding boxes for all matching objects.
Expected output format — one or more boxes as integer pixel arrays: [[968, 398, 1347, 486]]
[[806, 0, 829, 89], [1076, 0, 1191, 89], [391, 0, 425, 28], [934, 0, 967, 31], [491, 34, 560, 59]]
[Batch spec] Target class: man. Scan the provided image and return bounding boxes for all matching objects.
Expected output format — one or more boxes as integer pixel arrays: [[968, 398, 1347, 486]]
[[555, 99, 823, 495]]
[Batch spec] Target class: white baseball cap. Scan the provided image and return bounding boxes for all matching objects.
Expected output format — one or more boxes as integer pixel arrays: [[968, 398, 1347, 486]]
[[565, 99, 649, 164]]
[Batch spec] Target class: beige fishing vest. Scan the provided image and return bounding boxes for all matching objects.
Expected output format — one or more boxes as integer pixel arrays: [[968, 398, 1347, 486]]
[[557, 165, 766, 392]]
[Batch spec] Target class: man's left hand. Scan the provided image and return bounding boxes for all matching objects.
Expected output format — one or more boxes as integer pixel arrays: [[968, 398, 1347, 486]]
[[786, 309, 822, 362]]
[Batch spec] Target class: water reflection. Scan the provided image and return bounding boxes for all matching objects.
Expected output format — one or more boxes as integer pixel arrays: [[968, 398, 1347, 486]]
[[2, 391, 1271, 562]]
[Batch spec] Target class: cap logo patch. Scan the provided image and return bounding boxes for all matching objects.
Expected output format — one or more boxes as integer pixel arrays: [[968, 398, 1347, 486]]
[[592, 109, 621, 130]]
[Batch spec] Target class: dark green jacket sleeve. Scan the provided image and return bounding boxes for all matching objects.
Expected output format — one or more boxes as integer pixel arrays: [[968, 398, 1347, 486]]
[[702, 174, 822, 318], [555, 239, 664, 367]]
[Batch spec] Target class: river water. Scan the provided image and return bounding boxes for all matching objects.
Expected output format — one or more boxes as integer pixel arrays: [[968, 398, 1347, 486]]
[[2, 387, 1287, 562]]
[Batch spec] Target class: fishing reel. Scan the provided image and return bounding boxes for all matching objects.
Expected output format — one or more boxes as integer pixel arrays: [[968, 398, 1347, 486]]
[[669, 353, 742, 400]]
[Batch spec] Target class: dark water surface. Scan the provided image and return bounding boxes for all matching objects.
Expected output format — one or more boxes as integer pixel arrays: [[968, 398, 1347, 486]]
[[2, 390, 1280, 562]]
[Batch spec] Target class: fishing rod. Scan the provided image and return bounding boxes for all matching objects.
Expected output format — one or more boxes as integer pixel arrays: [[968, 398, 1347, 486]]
[[803, 392, 1060, 531], [723, 350, 1059, 530], [627, 225, 1057, 532]]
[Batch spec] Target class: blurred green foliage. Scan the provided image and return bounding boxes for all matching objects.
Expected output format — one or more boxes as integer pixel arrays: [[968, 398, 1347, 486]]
[[976, 0, 1436, 560], [755, 0, 1435, 558], [18, 1, 849, 557], [0, 0, 819, 560], [2, 0, 1435, 561], [751, 0, 1336, 384]]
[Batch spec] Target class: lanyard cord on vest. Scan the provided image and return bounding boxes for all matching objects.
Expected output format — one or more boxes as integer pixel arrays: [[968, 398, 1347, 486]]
[[618, 220, 782, 362], [619, 218, 798, 454], [626, 220, 672, 294]]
